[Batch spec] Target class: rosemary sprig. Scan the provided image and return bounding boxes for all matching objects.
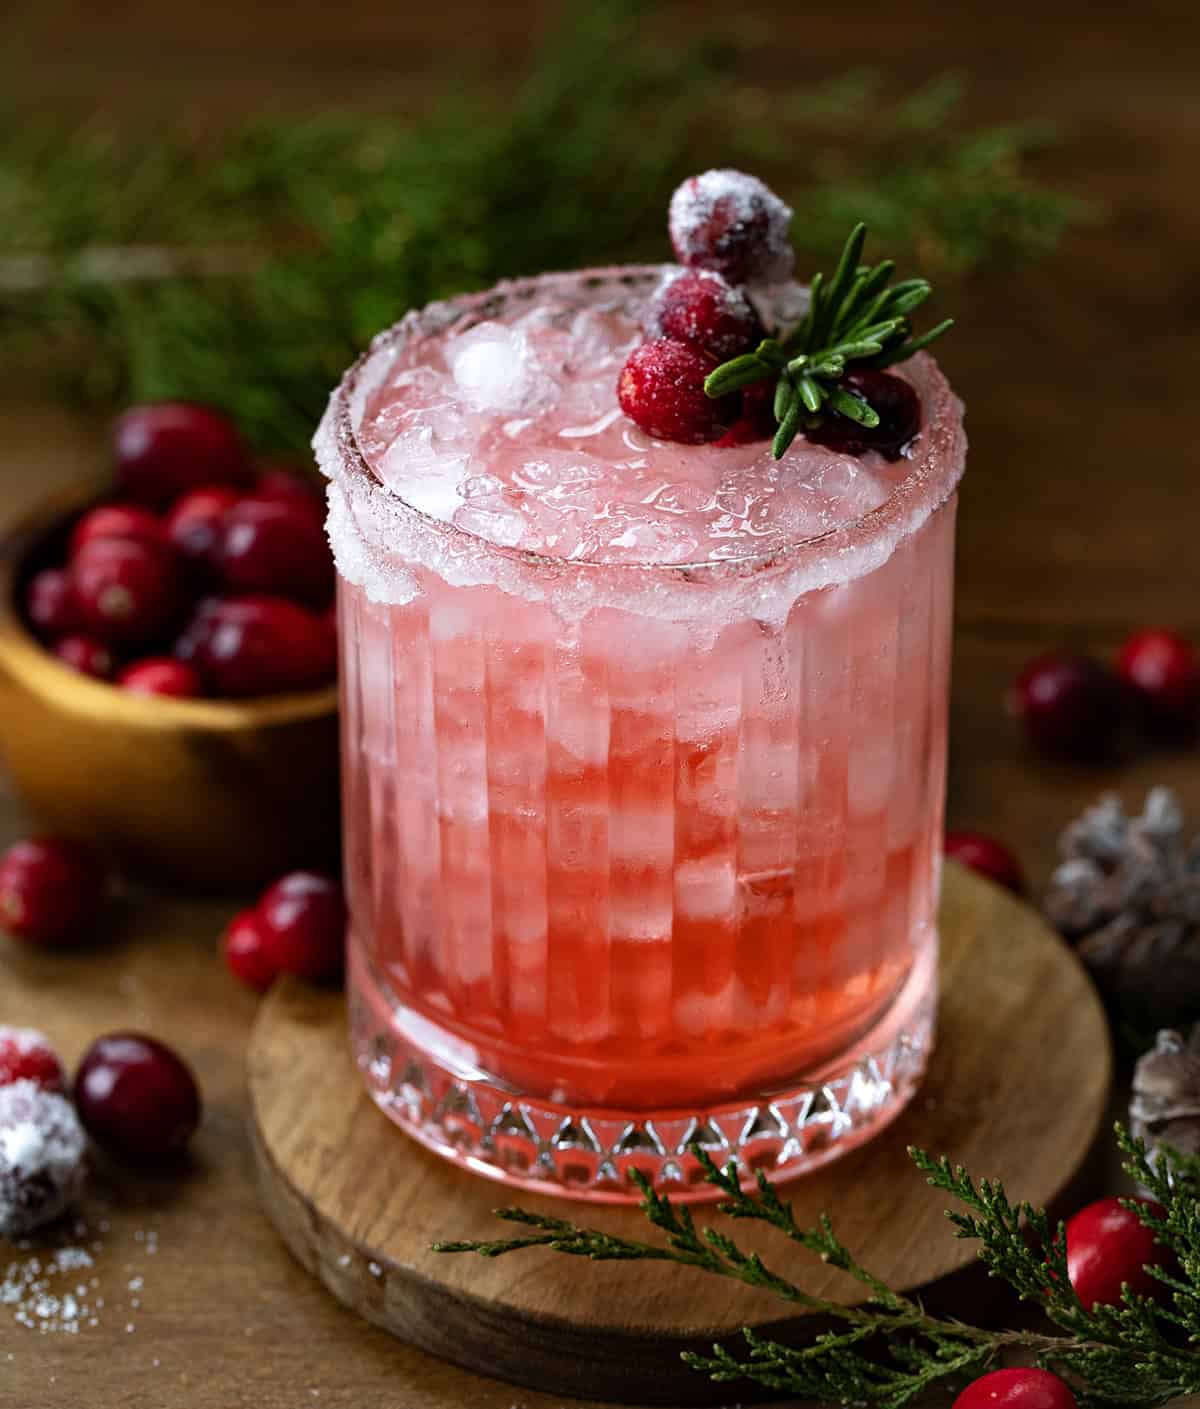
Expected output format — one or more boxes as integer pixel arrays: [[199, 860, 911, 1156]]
[[705, 222, 953, 458], [435, 1128, 1200, 1407]]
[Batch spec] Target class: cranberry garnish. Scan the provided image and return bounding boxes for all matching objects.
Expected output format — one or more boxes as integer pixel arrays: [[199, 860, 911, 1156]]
[[805, 369, 922, 461], [221, 908, 279, 993], [0, 1027, 65, 1093], [668, 169, 794, 286], [953, 1368, 1078, 1409], [69, 504, 164, 557], [0, 1080, 87, 1238], [944, 831, 1027, 896], [1065, 1196, 1171, 1311], [25, 568, 80, 638], [74, 1033, 201, 1164], [113, 403, 251, 508], [714, 378, 776, 448], [72, 536, 188, 648], [644, 268, 762, 362], [258, 871, 346, 982], [617, 339, 736, 445], [1116, 628, 1200, 741], [180, 594, 337, 697], [163, 485, 242, 566], [51, 634, 115, 680], [215, 497, 335, 607], [254, 465, 325, 520], [1007, 652, 1121, 761], [117, 656, 204, 698], [0, 838, 106, 947]]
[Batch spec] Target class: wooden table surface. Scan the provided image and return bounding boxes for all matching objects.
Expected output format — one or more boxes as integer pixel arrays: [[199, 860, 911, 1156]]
[[2, 1, 1199, 1405]]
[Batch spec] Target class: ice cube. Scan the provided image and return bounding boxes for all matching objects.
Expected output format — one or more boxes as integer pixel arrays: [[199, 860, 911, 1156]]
[[445, 322, 552, 414]]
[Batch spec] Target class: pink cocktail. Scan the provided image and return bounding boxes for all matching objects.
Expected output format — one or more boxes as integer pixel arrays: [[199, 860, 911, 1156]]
[[316, 266, 965, 1200]]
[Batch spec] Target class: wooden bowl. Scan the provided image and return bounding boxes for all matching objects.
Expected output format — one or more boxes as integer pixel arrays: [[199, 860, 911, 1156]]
[[0, 482, 340, 894]]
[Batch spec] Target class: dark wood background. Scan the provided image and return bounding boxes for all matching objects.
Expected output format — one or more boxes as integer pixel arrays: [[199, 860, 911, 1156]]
[[2, 2, 1198, 1405]]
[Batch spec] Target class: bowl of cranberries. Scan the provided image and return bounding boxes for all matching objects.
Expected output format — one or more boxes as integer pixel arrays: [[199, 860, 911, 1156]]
[[0, 402, 340, 893]]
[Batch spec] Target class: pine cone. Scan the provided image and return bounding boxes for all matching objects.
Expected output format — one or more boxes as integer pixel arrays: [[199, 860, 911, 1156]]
[[1130, 1024, 1200, 1171], [1044, 788, 1200, 1031]]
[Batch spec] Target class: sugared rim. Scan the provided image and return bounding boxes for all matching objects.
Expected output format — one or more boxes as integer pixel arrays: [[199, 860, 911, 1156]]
[[322, 266, 966, 583]]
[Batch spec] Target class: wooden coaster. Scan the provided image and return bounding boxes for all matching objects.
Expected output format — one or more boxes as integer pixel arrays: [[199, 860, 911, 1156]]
[[249, 864, 1112, 1405]]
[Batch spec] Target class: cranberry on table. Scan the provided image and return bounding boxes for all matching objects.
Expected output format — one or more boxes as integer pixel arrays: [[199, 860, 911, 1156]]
[[72, 536, 188, 648], [215, 496, 335, 607], [179, 594, 337, 697], [74, 1033, 201, 1164], [944, 831, 1027, 896], [222, 908, 280, 993], [117, 657, 204, 699], [0, 1080, 87, 1238], [113, 402, 250, 507], [617, 339, 736, 445], [953, 1367, 1078, 1409], [258, 871, 346, 982], [668, 168, 794, 285], [25, 568, 79, 638], [644, 268, 762, 362], [1115, 627, 1200, 740], [164, 485, 242, 565], [805, 369, 922, 461], [0, 838, 106, 947], [51, 633, 115, 679], [0, 1026, 65, 1093], [69, 503, 164, 556], [1007, 653, 1121, 761], [1065, 1196, 1171, 1311]]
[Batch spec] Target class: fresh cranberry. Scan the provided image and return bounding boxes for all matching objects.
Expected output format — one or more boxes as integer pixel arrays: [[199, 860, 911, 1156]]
[[221, 908, 279, 993], [617, 339, 736, 445], [1065, 1196, 1171, 1311], [74, 1033, 201, 1163], [1116, 628, 1200, 740], [0, 838, 106, 947], [668, 169, 794, 285], [714, 378, 776, 447], [179, 595, 337, 697], [25, 568, 80, 638], [644, 269, 762, 362], [944, 831, 1027, 896], [117, 657, 204, 698], [953, 1368, 1077, 1409], [1007, 653, 1121, 761], [0, 1080, 87, 1237], [69, 504, 164, 557], [254, 465, 325, 520], [113, 403, 250, 507], [72, 536, 188, 648], [805, 369, 922, 461], [215, 497, 334, 606], [163, 485, 242, 567], [0, 1027, 65, 1093], [52, 634, 115, 680], [258, 871, 345, 982]]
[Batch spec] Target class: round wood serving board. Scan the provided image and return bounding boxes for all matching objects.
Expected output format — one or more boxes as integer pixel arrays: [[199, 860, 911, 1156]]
[[248, 863, 1112, 1406]]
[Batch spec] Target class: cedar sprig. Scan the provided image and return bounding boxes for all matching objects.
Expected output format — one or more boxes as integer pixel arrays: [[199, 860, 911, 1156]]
[[705, 222, 953, 458], [436, 1131, 1200, 1407]]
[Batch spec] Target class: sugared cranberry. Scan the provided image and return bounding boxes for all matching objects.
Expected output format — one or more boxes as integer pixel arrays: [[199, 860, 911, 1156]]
[[113, 403, 250, 508], [72, 536, 187, 648], [258, 871, 346, 982], [644, 268, 762, 362], [69, 504, 163, 557], [117, 657, 203, 699], [1008, 653, 1121, 761], [1116, 628, 1200, 741], [944, 831, 1027, 896], [714, 378, 776, 448], [52, 634, 115, 680], [0, 1027, 65, 1093], [805, 369, 921, 461], [953, 1368, 1077, 1409], [254, 465, 325, 520], [215, 497, 334, 606], [164, 486, 242, 566], [179, 595, 337, 697], [74, 1033, 201, 1164], [221, 908, 279, 993], [0, 839, 106, 947], [668, 169, 794, 285], [1066, 1196, 1171, 1311], [0, 1080, 87, 1237], [25, 568, 79, 638], [617, 340, 736, 445]]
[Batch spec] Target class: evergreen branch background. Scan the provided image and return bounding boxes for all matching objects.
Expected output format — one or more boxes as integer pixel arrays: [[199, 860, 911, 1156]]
[[0, 0, 1093, 452]]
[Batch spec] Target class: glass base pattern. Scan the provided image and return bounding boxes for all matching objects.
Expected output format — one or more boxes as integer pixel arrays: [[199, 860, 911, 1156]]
[[350, 947, 936, 1203]]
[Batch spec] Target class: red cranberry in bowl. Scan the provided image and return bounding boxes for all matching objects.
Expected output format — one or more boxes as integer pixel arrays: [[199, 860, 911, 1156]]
[[117, 656, 204, 698], [69, 504, 164, 557], [0, 838, 106, 947], [113, 402, 251, 507], [164, 485, 243, 567], [215, 497, 335, 607], [25, 568, 80, 638], [72, 536, 188, 648], [181, 595, 337, 698], [258, 871, 346, 982], [254, 465, 326, 520], [51, 633, 115, 680], [74, 1032, 201, 1164]]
